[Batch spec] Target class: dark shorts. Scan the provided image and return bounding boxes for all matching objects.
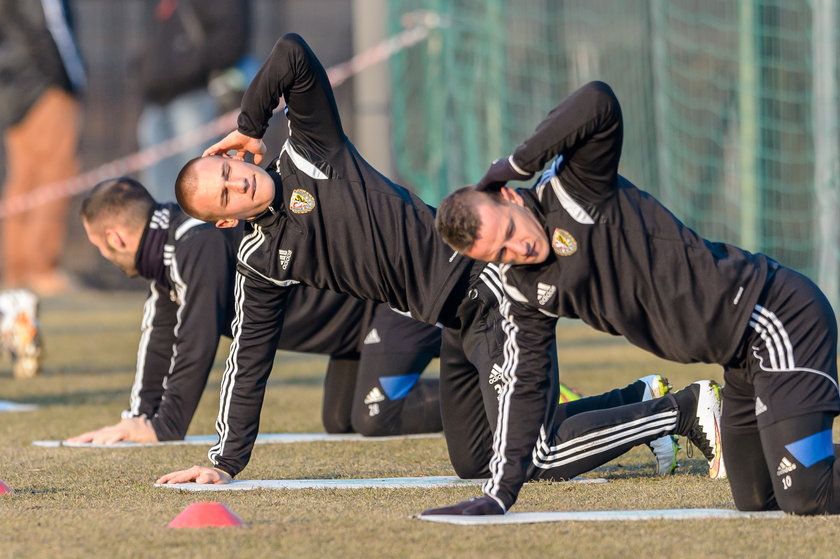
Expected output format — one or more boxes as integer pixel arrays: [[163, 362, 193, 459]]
[[723, 266, 840, 432], [321, 304, 443, 436]]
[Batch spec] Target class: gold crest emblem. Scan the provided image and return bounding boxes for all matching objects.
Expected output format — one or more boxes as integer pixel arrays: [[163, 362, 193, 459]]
[[552, 228, 577, 256], [289, 189, 316, 214]]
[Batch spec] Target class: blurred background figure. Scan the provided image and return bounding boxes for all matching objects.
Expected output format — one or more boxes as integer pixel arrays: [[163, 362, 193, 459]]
[[0, 289, 43, 378], [135, 0, 251, 202], [0, 0, 85, 296]]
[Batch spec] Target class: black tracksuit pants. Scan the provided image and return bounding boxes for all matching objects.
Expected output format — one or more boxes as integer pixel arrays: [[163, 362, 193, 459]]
[[439, 265, 690, 481], [722, 265, 840, 514]]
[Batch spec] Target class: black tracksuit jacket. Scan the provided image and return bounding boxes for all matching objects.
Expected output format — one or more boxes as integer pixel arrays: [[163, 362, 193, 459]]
[[483, 81, 772, 509], [130, 204, 368, 441], [208, 34, 471, 475]]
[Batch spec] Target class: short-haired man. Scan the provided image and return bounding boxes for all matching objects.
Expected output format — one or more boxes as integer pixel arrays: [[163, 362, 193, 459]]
[[71, 177, 443, 444], [157, 36, 720, 500], [434, 81, 840, 515]]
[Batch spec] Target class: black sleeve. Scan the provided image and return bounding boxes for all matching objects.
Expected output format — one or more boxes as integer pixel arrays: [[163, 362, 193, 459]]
[[208, 269, 290, 477], [512, 81, 623, 201], [482, 298, 559, 511], [237, 33, 346, 152], [124, 283, 178, 420], [148, 233, 233, 441]]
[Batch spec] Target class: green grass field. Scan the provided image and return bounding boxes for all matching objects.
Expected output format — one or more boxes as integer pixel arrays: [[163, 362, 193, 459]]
[[1, 289, 838, 558]]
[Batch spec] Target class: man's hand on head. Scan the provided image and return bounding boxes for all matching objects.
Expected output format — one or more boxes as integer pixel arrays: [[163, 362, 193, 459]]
[[65, 415, 158, 445], [475, 156, 534, 192], [203, 130, 267, 164]]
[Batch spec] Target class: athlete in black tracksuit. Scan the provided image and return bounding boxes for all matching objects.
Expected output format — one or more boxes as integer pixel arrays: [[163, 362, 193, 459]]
[[174, 35, 702, 487], [124, 203, 443, 441], [435, 81, 840, 515], [200, 34, 494, 476]]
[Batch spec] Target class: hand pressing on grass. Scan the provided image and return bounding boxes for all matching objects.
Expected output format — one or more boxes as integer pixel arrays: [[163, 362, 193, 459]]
[[65, 416, 157, 444], [421, 496, 504, 516], [155, 465, 232, 485]]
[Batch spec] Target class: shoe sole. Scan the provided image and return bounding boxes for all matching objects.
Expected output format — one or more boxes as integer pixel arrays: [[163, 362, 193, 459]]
[[696, 380, 726, 480]]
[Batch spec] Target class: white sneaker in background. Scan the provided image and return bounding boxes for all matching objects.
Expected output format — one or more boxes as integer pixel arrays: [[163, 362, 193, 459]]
[[0, 289, 43, 379], [639, 374, 681, 475]]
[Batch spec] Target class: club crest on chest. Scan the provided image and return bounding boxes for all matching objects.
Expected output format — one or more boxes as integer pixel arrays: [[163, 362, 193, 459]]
[[552, 228, 577, 256], [289, 189, 316, 214]]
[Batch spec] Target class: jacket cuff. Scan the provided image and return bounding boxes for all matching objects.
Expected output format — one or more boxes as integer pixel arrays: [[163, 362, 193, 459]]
[[508, 155, 532, 177]]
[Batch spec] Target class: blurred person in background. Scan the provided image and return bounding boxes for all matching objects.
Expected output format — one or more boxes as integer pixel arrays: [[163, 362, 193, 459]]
[[0, 0, 85, 296], [135, 0, 252, 202], [0, 288, 42, 378]]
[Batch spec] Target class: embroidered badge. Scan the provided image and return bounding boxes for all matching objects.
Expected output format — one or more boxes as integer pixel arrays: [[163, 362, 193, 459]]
[[552, 228, 577, 256], [289, 189, 315, 214]]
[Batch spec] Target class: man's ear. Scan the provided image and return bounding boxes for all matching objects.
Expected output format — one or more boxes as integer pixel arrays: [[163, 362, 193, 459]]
[[104, 228, 127, 250], [215, 218, 239, 229], [499, 186, 525, 207]]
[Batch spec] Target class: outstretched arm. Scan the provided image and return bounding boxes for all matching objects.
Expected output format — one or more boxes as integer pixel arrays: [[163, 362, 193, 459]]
[[123, 284, 178, 422], [147, 230, 234, 442], [240, 34, 345, 149], [206, 270, 291, 477], [477, 81, 624, 200], [206, 33, 346, 163], [76, 282, 177, 445], [425, 301, 558, 514]]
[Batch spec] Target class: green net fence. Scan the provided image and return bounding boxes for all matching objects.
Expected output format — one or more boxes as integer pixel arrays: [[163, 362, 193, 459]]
[[388, 0, 840, 308]]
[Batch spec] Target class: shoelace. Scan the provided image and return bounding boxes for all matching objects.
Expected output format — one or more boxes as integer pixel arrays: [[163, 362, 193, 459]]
[[686, 424, 715, 461]]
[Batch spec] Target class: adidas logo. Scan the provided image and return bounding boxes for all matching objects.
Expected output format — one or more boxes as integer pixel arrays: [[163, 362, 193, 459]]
[[537, 282, 556, 305], [755, 396, 767, 416], [278, 249, 293, 270], [777, 457, 797, 476], [364, 387, 385, 404], [150, 207, 171, 229], [363, 328, 381, 345], [163, 244, 175, 266], [488, 363, 504, 385]]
